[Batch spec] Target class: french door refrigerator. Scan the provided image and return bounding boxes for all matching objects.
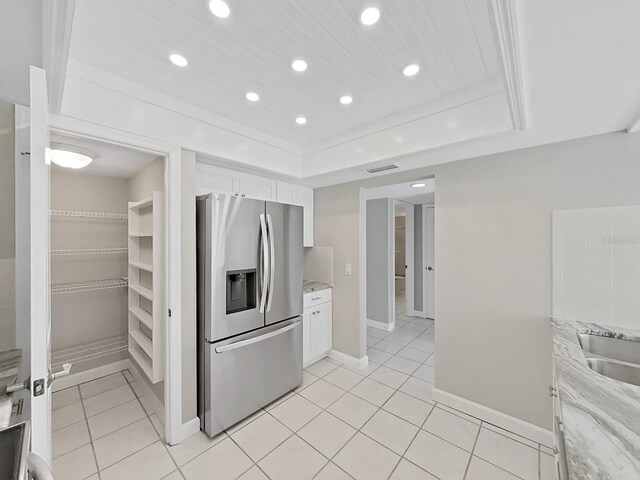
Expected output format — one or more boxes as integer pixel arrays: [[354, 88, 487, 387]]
[[196, 193, 303, 437]]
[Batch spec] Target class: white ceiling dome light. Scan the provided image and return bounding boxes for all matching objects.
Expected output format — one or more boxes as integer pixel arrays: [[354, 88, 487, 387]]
[[360, 7, 380, 26], [48, 144, 96, 169], [169, 53, 188, 67], [295, 116, 307, 125], [411, 182, 427, 188], [291, 59, 308, 72], [403, 64, 420, 77], [339, 95, 353, 105], [209, 0, 230, 18], [246, 91, 260, 102]]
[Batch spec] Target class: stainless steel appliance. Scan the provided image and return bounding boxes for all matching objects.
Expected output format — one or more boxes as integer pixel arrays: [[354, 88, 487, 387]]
[[196, 193, 303, 437]]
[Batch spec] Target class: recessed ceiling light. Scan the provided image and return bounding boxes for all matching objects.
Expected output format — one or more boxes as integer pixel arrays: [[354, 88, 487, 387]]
[[360, 7, 380, 26], [403, 64, 420, 77], [48, 148, 94, 169], [169, 53, 188, 67], [339, 95, 353, 105], [209, 0, 230, 18], [411, 182, 427, 188], [295, 116, 307, 125], [291, 59, 307, 72], [246, 92, 260, 102]]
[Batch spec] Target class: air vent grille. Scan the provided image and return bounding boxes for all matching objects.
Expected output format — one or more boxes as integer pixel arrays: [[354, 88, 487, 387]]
[[365, 164, 400, 174]]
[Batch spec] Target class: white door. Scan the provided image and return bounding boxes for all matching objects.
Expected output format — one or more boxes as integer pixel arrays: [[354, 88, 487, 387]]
[[423, 206, 435, 319], [15, 66, 52, 462]]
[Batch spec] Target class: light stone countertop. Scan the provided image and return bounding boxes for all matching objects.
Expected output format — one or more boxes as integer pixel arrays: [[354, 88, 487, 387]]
[[303, 281, 332, 294], [550, 318, 640, 480]]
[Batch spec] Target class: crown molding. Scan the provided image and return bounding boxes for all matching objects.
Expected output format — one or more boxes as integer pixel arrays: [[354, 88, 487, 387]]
[[488, 0, 527, 131], [43, 0, 76, 113]]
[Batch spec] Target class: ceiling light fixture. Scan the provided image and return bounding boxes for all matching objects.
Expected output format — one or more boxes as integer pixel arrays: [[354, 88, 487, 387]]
[[295, 116, 307, 125], [339, 95, 353, 105], [169, 53, 188, 67], [411, 182, 427, 188], [360, 7, 380, 26], [209, 0, 230, 18], [291, 59, 308, 72], [48, 147, 95, 170], [246, 92, 260, 102], [403, 64, 420, 77]]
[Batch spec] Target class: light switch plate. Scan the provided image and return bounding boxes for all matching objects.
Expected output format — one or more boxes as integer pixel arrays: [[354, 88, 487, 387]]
[[345, 263, 352, 275]]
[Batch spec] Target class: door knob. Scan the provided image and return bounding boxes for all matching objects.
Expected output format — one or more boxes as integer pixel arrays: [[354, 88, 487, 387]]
[[427, 266, 434, 271]]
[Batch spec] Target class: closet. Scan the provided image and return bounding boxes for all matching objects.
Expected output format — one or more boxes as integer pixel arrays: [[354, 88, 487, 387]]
[[49, 135, 166, 398]]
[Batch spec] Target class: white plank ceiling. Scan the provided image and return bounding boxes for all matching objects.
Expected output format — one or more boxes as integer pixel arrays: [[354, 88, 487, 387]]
[[69, 0, 501, 148]]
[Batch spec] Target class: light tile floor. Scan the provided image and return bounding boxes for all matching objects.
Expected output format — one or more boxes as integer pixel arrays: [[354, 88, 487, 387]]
[[52, 313, 558, 480]]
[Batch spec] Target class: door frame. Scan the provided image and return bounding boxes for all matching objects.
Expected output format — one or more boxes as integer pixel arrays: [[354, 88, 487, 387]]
[[393, 200, 416, 318], [422, 205, 435, 320], [47, 113, 195, 445]]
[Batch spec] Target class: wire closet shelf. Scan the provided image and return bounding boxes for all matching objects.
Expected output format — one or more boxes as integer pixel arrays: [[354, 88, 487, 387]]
[[51, 278, 128, 295], [51, 248, 128, 256], [50, 210, 128, 221]]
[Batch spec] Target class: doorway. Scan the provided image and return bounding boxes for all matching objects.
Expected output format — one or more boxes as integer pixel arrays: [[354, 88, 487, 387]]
[[363, 179, 435, 354]]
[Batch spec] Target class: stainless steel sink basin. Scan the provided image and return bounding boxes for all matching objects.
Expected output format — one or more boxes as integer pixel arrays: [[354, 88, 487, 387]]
[[586, 358, 640, 387], [578, 333, 640, 365]]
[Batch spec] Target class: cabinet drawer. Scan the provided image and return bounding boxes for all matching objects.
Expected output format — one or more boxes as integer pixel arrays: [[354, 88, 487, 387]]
[[304, 288, 332, 308]]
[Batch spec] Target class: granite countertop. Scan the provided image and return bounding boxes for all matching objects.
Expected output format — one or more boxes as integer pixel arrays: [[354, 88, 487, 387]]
[[303, 281, 332, 294], [0, 349, 22, 429], [550, 318, 640, 479]]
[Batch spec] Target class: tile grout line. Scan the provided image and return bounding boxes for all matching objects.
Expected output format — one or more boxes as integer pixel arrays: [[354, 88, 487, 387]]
[[461, 419, 483, 479]]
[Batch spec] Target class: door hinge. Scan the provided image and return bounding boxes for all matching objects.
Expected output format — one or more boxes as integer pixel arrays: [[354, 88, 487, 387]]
[[33, 378, 45, 397], [168, 309, 172, 317]]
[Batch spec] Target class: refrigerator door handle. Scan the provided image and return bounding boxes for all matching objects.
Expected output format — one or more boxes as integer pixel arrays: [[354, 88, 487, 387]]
[[259, 213, 269, 313], [266, 213, 276, 312], [214, 321, 299, 353]]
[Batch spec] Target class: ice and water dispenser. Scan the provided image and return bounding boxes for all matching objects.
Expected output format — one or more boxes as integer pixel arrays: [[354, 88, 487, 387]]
[[226, 269, 257, 314]]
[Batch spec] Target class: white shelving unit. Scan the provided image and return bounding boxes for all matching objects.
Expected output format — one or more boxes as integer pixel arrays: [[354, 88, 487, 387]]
[[128, 191, 164, 383]]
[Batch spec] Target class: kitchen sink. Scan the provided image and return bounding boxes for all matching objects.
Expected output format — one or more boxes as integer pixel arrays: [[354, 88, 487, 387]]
[[578, 333, 640, 365], [579, 333, 640, 387], [586, 358, 640, 387]]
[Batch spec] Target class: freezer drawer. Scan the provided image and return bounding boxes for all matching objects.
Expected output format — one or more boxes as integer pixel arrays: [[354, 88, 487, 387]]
[[201, 318, 302, 437]]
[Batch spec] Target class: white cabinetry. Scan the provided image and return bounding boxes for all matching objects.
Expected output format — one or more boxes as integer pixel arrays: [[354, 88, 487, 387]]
[[302, 288, 332, 366], [196, 163, 276, 201], [276, 182, 314, 247], [196, 162, 314, 246]]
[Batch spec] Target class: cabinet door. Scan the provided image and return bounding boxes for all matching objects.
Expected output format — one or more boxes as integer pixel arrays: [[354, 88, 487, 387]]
[[196, 164, 234, 195], [302, 309, 312, 364], [276, 182, 297, 205], [234, 172, 276, 201], [311, 302, 332, 357]]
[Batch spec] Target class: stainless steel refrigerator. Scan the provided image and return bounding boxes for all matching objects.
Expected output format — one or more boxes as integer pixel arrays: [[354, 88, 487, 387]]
[[196, 193, 303, 437]]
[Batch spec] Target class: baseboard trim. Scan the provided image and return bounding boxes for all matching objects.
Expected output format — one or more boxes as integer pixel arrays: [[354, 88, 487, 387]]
[[366, 319, 395, 332], [51, 359, 130, 392], [328, 350, 369, 370], [432, 388, 553, 446]]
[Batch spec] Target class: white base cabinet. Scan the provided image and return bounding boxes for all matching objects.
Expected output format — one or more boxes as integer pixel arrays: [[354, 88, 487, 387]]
[[302, 289, 332, 367]]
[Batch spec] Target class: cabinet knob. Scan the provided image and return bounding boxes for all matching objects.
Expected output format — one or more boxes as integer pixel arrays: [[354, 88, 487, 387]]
[[234, 192, 239, 196], [241, 193, 246, 197]]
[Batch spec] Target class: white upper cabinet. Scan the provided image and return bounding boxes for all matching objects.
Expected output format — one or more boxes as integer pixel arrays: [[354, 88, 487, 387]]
[[196, 163, 275, 201], [195, 162, 314, 246], [277, 182, 314, 247]]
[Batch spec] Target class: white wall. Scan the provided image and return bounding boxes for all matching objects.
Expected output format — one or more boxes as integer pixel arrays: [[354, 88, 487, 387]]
[[553, 206, 640, 328], [0, 101, 15, 350], [366, 199, 393, 325], [314, 131, 640, 430]]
